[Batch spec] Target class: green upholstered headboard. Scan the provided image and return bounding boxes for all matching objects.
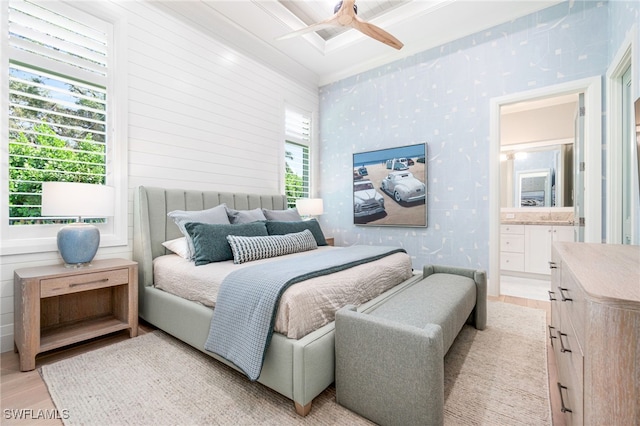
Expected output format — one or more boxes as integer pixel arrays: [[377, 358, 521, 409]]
[[132, 186, 288, 288]]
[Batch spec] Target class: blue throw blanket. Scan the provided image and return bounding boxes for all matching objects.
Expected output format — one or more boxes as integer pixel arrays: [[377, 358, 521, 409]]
[[204, 245, 406, 380]]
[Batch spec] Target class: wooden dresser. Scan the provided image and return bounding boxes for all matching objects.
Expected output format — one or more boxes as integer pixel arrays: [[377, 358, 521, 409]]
[[549, 242, 640, 425]]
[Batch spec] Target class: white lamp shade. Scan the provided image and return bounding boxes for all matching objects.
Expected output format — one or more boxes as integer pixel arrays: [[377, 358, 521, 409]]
[[296, 198, 324, 216], [41, 182, 115, 218]]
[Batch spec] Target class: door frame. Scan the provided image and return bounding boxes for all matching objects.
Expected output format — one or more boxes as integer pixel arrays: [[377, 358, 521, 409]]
[[489, 77, 602, 297], [606, 25, 638, 244]]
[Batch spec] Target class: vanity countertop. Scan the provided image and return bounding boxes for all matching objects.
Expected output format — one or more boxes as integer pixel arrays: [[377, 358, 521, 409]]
[[501, 220, 574, 226]]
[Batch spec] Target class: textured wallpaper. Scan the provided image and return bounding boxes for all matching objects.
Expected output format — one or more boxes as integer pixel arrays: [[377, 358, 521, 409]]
[[318, 1, 624, 274]]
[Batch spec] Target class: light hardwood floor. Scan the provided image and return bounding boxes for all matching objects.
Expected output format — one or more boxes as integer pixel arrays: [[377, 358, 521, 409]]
[[2, 299, 565, 425]]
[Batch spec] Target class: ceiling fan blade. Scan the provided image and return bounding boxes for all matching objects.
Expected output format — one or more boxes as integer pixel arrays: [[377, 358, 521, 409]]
[[276, 18, 338, 41], [351, 16, 404, 50], [276, 0, 402, 50]]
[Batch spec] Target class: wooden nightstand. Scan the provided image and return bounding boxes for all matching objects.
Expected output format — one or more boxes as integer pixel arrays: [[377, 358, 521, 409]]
[[325, 237, 335, 246], [14, 258, 138, 371]]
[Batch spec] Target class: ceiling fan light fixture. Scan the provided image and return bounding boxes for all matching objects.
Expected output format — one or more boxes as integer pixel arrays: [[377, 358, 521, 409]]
[[334, 1, 357, 15]]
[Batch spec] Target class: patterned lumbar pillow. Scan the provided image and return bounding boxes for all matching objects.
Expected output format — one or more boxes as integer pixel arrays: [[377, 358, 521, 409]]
[[227, 229, 318, 264]]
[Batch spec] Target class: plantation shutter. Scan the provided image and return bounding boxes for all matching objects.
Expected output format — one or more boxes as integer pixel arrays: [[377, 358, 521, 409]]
[[7, 0, 110, 225], [284, 109, 311, 208], [8, 0, 109, 83]]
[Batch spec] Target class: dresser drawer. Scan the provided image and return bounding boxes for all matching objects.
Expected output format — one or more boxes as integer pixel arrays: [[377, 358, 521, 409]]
[[554, 299, 585, 424], [500, 252, 524, 271], [501, 234, 524, 253], [558, 265, 586, 348], [41, 268, 130, 298], [557, 370, 584, 425]]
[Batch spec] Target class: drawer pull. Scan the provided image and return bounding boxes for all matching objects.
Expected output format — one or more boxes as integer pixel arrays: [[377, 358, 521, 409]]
[[557, 383, 573, 413], [548, 291, 557, 301], [548, 325, 557, 346], [558, 287, 573, 302], [549, 261, 557, 269], [70, 278, 110, 288], [557, 330, 571, 353]]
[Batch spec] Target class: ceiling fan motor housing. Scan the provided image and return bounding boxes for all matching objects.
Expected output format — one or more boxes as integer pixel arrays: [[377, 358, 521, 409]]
[[334, 1, 357, 14]]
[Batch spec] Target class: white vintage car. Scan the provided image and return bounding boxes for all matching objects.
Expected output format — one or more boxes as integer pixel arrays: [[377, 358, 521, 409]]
[[381, 171, 426, 203], [353, 180, 386, 218]]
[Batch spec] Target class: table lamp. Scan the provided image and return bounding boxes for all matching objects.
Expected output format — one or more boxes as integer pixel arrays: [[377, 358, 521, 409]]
[[296, 198, 324, 217], [41, 182, 115, 267]]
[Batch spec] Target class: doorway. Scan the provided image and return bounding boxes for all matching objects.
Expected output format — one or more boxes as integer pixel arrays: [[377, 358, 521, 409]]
[[489, 77, 602, 297], [606, 28, 639, 245]]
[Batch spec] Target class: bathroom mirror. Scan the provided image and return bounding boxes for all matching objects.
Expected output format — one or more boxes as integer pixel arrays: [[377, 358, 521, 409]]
[[518, 169, 552, 207], [500, 142, 574, 208]]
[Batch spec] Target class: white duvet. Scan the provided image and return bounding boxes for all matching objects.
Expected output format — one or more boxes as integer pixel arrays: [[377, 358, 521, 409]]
[[153, 246, 413, 339]]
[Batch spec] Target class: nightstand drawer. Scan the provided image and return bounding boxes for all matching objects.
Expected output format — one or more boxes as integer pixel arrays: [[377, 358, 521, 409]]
[[41, 268, 129, 298]]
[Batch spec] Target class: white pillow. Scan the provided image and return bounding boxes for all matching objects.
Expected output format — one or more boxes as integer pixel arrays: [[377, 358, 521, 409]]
[[162, 237, 190, 259], [226, 229, 317, 264], [168, 204, 230, 259]]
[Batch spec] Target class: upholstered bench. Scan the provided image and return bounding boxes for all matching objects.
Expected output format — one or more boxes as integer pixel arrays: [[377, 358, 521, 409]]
[[335, 264, 487, 426]]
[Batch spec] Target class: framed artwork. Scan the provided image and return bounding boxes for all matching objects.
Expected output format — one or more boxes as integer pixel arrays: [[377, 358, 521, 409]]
[[353, 142, 427, 227]]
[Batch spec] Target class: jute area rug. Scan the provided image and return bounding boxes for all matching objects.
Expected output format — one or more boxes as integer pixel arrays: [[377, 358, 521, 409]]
[[40, 301, 550, 425]]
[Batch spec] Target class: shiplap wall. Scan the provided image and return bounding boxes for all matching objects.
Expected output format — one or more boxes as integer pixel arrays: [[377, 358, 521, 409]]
[[0, 0, 318, 352]]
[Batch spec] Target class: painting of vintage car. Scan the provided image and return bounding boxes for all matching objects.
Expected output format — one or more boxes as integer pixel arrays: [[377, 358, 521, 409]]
[[381, 171, 426, 204], [353, 142, 427, 227], [353, 180, 386, 221]]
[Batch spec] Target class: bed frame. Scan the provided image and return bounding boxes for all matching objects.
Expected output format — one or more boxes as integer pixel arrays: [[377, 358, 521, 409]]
[[132, 186, 422, 415]]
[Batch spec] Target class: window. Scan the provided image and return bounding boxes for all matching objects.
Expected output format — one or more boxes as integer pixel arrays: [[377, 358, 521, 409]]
[[284, 109, 311, 208], [2, 0, 126, 254], [9, 65, 107, 225]]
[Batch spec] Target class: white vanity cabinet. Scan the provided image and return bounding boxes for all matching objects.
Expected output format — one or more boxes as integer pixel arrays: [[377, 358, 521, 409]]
[[524, 225, 574, 274], [500, 224, 525, 271]]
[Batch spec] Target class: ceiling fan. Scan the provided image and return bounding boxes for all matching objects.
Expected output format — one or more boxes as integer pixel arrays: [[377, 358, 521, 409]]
[[277, 0, 404, 50]]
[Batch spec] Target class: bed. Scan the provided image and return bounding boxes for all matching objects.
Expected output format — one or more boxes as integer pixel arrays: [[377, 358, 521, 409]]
[[132, 186, 421, 415]]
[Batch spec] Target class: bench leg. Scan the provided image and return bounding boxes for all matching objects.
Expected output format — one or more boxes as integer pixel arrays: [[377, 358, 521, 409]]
[[294, 401, 312, 416]]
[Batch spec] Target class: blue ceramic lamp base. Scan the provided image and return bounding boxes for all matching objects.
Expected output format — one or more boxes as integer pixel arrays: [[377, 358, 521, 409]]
[[57, 223, 100, 268]]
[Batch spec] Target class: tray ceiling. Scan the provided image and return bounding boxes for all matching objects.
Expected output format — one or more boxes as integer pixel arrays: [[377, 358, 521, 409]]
[[152, 0, 562, 87]]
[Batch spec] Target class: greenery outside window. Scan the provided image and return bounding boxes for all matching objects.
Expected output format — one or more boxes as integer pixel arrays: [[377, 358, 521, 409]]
[[9, 65, 107, 225], [284, 108, 311, 208]]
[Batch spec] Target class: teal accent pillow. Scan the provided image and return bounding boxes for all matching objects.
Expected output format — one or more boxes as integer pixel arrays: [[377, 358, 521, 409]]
[[167, 204, 230, 259], [185, 221, 268, 266], [265, 219, 327, 246]]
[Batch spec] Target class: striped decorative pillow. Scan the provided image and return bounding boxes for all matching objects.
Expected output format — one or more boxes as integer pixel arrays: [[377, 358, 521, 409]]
[[227, 229, 318, 264]]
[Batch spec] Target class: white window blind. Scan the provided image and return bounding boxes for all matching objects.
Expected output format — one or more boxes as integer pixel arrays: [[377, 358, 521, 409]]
[[285, 109, 311, 208], [7, 0, 110, 225], [9, 0, 109, 84]]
